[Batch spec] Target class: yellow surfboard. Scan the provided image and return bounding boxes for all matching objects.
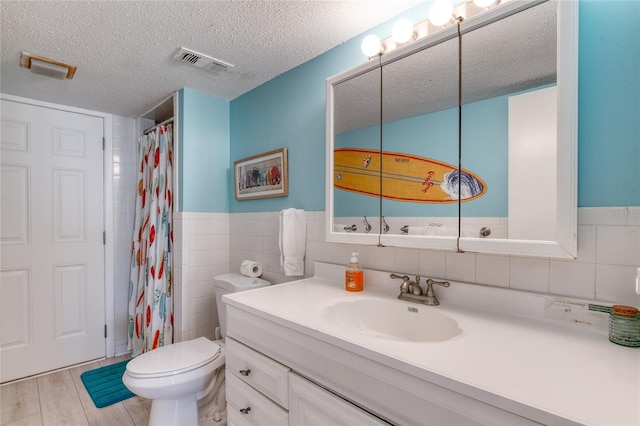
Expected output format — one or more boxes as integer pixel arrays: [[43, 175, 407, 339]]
[[334, 148, 487, 203]]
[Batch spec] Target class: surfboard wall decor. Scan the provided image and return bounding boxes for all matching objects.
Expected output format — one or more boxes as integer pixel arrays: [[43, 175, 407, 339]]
[[334, 148, 487, 203]]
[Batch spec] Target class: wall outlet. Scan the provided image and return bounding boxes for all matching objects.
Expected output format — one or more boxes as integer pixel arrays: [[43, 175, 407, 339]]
[[544, 297, 609, 328], [636, 267, 640, 295]]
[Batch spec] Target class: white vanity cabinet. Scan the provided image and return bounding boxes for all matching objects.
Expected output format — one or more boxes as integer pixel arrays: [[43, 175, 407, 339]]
[[223, 266, 640, 425], [226, 337, 387, 425], [225, 304, 541, 426]]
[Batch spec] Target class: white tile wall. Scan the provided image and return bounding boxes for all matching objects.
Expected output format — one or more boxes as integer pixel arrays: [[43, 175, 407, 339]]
[[475, 254, 510, 288], [226, 207, 640, 307], [121, 206, 640, 349], [173, 212, 229, 343], [112, 116, 137, 355]]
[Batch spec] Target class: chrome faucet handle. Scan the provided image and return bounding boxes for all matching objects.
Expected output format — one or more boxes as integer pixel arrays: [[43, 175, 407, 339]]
[[390, 273, 411, 293], [424, 279, 450, 306]]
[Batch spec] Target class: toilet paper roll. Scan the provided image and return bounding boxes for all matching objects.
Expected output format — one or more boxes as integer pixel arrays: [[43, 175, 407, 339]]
[[240, 260, 263, 278]]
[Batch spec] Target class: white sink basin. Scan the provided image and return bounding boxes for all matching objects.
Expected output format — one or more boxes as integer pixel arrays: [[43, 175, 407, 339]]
[[322, 298, 462, 342]]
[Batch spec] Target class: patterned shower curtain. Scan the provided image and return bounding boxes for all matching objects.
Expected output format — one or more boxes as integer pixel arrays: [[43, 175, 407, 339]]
[[128, 123, 173, 357]]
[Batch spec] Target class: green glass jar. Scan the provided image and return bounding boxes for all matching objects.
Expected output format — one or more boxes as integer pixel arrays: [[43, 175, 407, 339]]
[[609, 305, 640, 347]]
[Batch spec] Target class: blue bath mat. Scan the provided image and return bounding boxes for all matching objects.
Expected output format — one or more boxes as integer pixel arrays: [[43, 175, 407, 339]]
[[80, 360, 135, 408]]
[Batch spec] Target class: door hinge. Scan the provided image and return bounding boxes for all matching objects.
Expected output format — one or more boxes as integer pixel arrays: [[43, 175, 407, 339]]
[[104, 324, 107, 338], [102, 137, 105, 150], [103, 231, 106, 245]]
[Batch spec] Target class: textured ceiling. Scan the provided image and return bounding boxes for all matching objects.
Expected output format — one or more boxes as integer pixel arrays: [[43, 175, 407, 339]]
[[0, 0, 423, 117]]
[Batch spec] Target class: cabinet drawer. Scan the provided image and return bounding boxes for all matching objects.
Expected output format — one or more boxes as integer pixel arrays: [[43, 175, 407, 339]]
[[226, 337, 290, 408], [227, 372, 288, 426], [289, 372, 388, 425]]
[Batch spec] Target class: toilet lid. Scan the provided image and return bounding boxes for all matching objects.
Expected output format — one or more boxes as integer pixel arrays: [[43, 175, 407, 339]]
[[126, 337, 221, 378]]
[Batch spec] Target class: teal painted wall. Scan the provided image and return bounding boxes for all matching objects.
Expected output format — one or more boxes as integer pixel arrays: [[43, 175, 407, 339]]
[[226, 0, 639, 213], [179, 88, 230, 212], [229, 4, 418, 213], [578, 0, 640, 207]]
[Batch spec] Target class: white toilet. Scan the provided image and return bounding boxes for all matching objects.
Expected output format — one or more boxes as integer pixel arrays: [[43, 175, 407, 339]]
[[123, 273, 271, 426]]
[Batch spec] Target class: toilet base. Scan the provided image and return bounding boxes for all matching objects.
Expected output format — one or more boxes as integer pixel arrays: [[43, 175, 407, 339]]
[[149, 395, 198, 426]]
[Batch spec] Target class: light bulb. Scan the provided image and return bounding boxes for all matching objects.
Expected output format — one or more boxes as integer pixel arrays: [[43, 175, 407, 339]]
[[361, 34, 382, 57], [392, 19, 414, 44], [429, 0, 454, 27]]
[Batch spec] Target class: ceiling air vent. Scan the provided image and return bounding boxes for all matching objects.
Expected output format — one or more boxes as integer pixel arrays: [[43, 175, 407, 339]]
[[172, 47, 234, 71]]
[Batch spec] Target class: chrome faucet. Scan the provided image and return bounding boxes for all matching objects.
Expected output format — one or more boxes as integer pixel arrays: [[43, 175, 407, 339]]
[[423, 279, 450, 306], [390, 273, 449, 305]]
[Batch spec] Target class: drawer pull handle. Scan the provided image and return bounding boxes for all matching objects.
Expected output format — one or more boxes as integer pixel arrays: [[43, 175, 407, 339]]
[[239, 369, 251, 376], [240, 407, 251, 415]]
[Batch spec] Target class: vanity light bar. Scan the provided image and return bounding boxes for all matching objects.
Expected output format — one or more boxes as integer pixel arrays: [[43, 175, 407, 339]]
[[363, 0, 511, 57]]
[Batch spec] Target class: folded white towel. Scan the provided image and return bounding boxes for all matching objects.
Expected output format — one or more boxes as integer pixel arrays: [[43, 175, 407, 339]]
[[279, 208, 306, 276]]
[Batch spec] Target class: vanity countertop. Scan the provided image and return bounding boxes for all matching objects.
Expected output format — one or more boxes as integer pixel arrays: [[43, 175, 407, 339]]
[[223, 263, 640, 425]]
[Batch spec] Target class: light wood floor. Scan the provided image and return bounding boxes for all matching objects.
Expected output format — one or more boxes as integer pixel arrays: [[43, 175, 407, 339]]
[[0, 355, 151, 426]]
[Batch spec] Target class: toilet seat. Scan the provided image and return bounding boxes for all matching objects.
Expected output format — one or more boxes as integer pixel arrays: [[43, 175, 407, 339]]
[[126, 337, 221, 379]]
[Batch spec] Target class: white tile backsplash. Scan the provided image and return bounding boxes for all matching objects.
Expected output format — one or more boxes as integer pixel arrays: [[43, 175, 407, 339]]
[[445, 252, 476, 282], [394, 248, 420, 274], [578, 207, 629, 226], [475, 254, 510, 288], [418, 250, 446, 278], [575, 225, 597, 263], [126, 206, 640, 349], [596, 225, 639, 266], [549, 260, 596, 299], [373, 247, 397, 272], [595, 264, 640, 304], [509, 257, 550, 293], [628, 207, 640, 226]]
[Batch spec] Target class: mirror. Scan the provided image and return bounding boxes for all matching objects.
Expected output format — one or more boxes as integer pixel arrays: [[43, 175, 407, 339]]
[[380, 37, 460, 244], [332, 65, 383, 241], [459, 0, 557, 242], [326, 0, 578, 258]]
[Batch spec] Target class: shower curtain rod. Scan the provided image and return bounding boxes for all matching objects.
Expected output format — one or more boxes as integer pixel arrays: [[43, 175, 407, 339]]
[[142, 117, 174, 135]]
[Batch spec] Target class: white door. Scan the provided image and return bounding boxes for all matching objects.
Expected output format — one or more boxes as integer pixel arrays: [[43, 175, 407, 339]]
[[0, 99, 105, 382]]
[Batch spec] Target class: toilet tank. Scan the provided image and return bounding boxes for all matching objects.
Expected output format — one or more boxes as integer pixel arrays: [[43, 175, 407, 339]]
[[214, 273, 271, 338]]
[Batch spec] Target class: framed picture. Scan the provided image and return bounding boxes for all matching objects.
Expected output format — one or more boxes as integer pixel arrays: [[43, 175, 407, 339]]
[[234, 148, 288, 200]]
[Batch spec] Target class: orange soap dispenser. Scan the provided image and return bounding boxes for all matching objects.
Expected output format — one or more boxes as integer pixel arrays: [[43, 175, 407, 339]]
[[345, 252, 364, 292]]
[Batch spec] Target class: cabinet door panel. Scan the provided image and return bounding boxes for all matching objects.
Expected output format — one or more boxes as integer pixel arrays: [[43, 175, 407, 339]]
[[289, 372, 388, 425]]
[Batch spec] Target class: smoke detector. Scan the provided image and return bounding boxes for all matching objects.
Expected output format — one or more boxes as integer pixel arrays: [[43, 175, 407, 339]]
[[172, 47, 233, 71]]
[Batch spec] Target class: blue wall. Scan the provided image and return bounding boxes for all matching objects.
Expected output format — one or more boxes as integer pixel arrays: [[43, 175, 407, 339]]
[[179, 88, 230, 212], [578, 0, 639, 207], [228, 4, 420, 213], [220, 0, 638, 213]]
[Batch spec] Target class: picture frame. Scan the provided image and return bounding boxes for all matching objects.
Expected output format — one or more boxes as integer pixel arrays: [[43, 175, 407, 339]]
[[234, 148, 288, 200]]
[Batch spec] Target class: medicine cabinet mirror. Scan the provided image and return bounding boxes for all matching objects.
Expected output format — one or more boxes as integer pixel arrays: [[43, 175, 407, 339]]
[[326, 0, 578, 258]]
